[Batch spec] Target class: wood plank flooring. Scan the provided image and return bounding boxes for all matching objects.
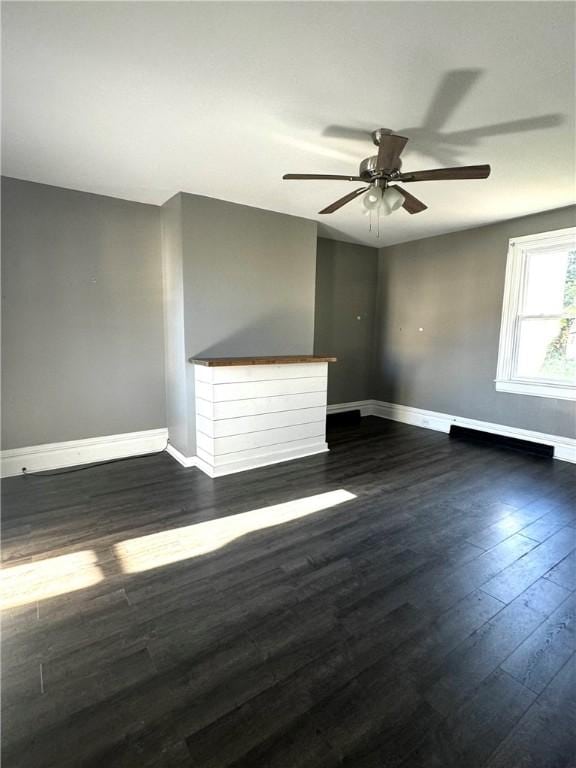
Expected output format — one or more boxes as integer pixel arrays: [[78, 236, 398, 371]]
[[2, 417, 575, 767]]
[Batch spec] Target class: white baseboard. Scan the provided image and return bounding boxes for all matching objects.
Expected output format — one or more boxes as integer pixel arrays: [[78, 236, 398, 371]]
[[371, 401, 452, 433], [7, 402, 570, 480], [1, 428, 168, 478], [166, 443, 198, 468], [328, 400, 576, 463], [201, 441, 329, 478], [327, 400, 376, 417], [168, 441, 329, 478]]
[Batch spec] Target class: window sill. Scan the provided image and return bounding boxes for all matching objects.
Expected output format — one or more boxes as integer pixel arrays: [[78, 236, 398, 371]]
[[495, 379, 576, 401]]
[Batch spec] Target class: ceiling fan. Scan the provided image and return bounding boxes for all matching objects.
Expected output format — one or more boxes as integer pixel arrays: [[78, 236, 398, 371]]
[[282, 128, 491, 215]]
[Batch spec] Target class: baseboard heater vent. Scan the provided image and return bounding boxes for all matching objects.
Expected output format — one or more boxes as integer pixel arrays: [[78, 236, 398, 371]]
[[327, 409, 362, 427], [449, 425, 553, 458]]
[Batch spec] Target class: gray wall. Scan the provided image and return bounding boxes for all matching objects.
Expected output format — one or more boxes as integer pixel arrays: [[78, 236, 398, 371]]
[[374, 205, 576, 438], [314, 237, 378, 405], [161, 193, 188, 455], [4, 174, 572, 452], [1, 177, 165, 449], [163, 192, 318, 455]]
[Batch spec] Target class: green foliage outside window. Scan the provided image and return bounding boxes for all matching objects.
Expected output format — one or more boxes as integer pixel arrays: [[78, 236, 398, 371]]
[[542, 250, 576, 380]]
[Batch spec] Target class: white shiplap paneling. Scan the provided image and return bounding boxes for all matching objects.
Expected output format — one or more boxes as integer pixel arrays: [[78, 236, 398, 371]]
[[196, 375, 327, 403], [195, 438, 329, 477], [196, 391, 327, 420], [192, 363, 330, 476], [197, 406, 326, 438], [195, 362, 328, 384], [196, 420, 326, 457]]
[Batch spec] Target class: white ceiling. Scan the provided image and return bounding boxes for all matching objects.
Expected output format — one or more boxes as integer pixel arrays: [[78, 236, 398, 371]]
[[2, 1, 575, 247]]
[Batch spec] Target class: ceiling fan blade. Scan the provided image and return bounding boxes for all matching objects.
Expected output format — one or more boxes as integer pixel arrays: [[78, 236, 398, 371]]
[[398, 164, 491, 182], [390, 185, 428, 214], [319, 186, 370, 215], [283, 173, 364, 181], [376, 134, 408, 170]]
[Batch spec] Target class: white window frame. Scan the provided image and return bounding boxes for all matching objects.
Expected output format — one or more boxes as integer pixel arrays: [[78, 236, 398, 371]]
[[495, 226, 576, 401]]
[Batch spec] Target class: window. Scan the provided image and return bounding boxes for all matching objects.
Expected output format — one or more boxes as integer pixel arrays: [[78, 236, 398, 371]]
[[496, 227, 576, 400]]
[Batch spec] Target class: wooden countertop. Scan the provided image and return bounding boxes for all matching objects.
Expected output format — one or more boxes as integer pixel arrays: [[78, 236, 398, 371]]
[[190, 355, 337, 367]]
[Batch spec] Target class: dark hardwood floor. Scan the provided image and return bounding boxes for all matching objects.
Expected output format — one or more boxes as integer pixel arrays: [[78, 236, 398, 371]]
[[2, 417, 575, 767]]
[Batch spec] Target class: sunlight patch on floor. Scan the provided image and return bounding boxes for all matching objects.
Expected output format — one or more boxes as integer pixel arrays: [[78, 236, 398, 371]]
[[115, 489, 357, 574], [1, 550, 103, 610]]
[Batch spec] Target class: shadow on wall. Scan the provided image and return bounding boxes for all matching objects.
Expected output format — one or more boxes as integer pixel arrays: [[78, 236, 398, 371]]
[[191, 311, 314, 359], [372, 253, 399, 405]]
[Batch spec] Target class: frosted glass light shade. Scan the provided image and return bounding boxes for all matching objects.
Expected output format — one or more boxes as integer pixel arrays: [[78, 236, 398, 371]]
[[381, 186, 404, 214], [362, 187, 382, 211]]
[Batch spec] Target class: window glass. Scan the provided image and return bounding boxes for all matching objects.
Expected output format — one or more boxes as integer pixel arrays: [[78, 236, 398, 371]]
[[496, 229, 575, 399], [563, 250, 576, 313], [522, 247, 567, 315], [516, 317, 574, 381]]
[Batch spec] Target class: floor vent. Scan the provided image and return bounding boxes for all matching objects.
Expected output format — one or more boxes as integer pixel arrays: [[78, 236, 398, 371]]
[[449, 425, 553, 458], [327, 409, 362, 427]]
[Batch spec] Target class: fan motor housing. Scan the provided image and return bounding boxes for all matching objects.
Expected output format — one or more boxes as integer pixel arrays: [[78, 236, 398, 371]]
[[359, 155, 402, 180]]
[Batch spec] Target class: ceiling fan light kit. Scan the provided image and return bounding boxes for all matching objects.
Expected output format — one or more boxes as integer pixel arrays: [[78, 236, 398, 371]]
[[361, 185, 405, 236], [363, 186, 404, 215], [282, 128, 491, 235]]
